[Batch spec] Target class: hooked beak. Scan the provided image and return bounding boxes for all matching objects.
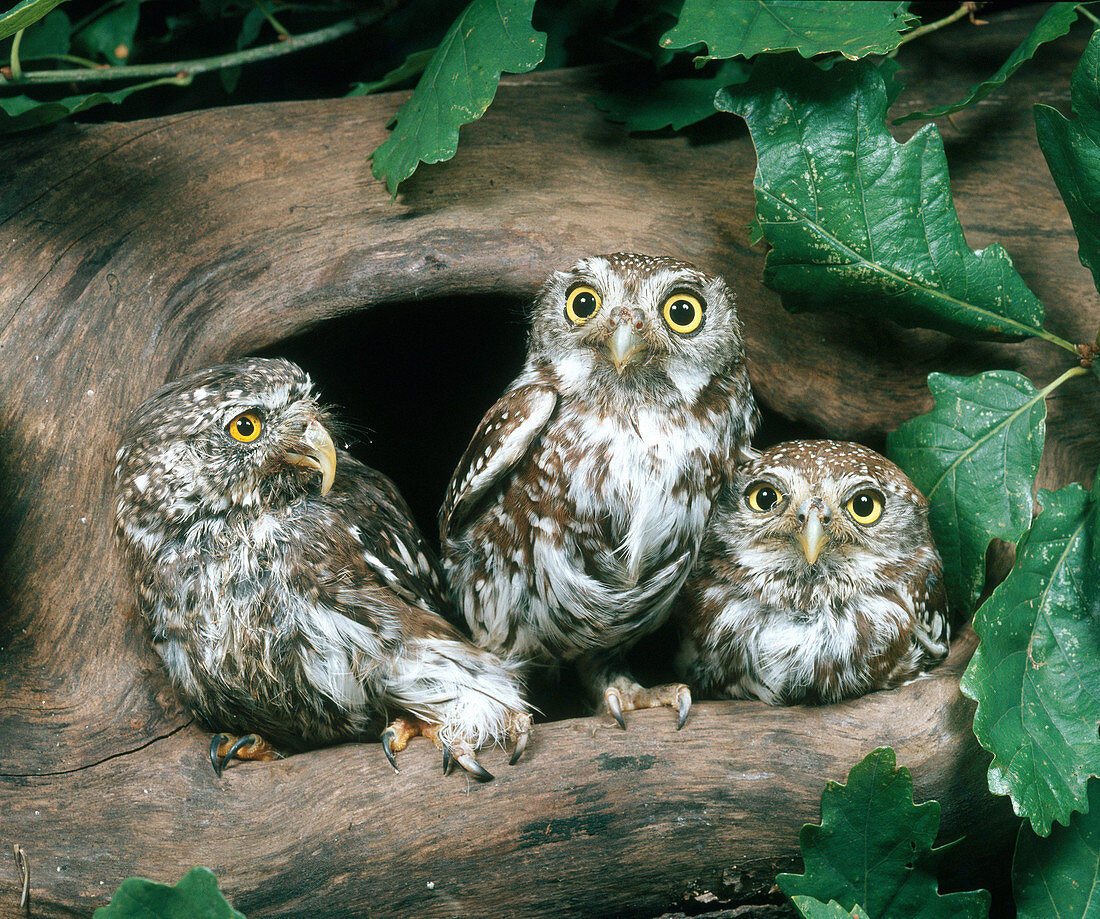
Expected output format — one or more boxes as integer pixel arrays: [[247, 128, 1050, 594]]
[[285, 418, 336, 496], [797, 505, 829, 566], [607, 324, 646, 374]]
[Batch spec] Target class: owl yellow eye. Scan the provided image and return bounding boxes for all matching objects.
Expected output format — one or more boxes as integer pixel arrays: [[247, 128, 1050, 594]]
[[846, 490, 884, 525], [565, 285, 602, 324], [228, 411, 263, 443], [746, 482, 783, 513], [662, 293, 704, 335]]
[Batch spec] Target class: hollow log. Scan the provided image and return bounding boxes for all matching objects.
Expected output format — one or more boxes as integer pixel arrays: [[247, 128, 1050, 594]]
[[1, 8, 1097, 917]]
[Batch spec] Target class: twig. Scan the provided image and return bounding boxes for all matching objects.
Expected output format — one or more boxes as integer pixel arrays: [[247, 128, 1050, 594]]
[[1079, 5, 1100, 28], [12, 845, 29, 917], [897, 2, 980, 47], [9, 28, 24, 80], [0, 9, 386, 87]]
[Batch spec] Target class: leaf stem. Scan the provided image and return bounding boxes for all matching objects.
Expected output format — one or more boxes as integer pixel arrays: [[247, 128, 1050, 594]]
[[10, 28, 24, 80], [1039, 365, 1090, 397], [255, 0, 293, 41], [897, 3, 974, 47], [1078, 4, 1100, 27], [1035, 327, 1082, 354], [0, 12, 383, 86]]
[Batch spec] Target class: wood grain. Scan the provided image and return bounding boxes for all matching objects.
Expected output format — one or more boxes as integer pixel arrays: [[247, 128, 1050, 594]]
[[0, 8, 1095, 916]]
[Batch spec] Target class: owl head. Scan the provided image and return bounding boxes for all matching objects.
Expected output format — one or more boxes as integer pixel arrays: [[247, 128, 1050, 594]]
[[527, 253, 746, 405], [727, 440, 933, 584], [114, 358, 337, 532]]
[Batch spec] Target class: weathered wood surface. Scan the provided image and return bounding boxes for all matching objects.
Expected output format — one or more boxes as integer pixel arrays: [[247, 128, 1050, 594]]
[[1, 8, 1096, 917]]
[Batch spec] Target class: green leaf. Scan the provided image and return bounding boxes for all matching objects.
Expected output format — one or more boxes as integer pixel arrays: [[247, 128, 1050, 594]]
[[593, 60, 750, 132], [960, 484, 1100, 836], [660, 0, 918, 63], [0, 75, 190, 134], [792, 896, 874, 919], [1087, 473, 1100, 623], [1014, 779, 1100, 918], [348, 47, 436, 97], [0, 0, 69, 43], [887, 371, 1046, 614], [718, 56, 1049, 341], [778, 747, 990, 918], [896, 3, 1079, 124], [93, 867, 246, 918], [72, 0, 140, 64], [1, 8, 70, 60], [1035, 29, 1100, 295], [370, 0, 546, 196]]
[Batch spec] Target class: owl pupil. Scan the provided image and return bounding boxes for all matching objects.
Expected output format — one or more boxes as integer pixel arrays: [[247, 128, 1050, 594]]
[[669, 301, 695, 325], [573, 293, 597, 318], [236, 417, 254, 437], [854, 495, 872, 514], [756, 487, 777, 509]]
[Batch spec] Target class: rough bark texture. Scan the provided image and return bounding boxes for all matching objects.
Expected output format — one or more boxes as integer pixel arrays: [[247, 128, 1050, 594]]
[[0, 8, 1096, 918]]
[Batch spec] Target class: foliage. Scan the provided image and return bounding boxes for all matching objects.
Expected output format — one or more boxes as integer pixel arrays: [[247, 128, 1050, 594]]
[[778, 748, 990, 918], [1035, 25, 1100, 292], [886, 371, 1047, 614], [716, 58, 1048, 342], [1013, 778, 1100, 918], [94, 867, 246, 919], [370, 0, 546, 196]]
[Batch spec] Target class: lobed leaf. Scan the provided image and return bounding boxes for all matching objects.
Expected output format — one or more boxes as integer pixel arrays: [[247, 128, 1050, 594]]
[[0, 0, 69, 44], [778, 747, 990, 918], [370, 0, 546, 197], [960, 485, 1100, 836], [593, 60, 750, 132], [896, 3, 1079, 124], [717, 57, 1048, 341], [1035, 29, 1100, 295], [72, 0, 140, 65], [660, 0, 917, 63], [1013, 779, 1100, 918], [887, 371, 1046, 614], [0, 8, 70, 60], [349, 48, 436, 97], [93, 867, 246, 918], [791, 897, 872, 919], [0, 75, 190, 134]]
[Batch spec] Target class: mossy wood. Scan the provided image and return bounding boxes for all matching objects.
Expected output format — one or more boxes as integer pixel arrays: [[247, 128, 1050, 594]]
[[1, 10, 1097, 918]]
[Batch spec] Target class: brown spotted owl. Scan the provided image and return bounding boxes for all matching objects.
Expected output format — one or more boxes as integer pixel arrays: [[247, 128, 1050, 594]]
[[114, 358, 528, 780], [440, 253, 758, 726], [674, 440, 951, 704]]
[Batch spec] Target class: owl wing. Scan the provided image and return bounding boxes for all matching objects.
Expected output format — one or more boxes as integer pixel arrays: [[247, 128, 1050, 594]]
[[910, 549, 951, 663], [439, 383, 558, 541]]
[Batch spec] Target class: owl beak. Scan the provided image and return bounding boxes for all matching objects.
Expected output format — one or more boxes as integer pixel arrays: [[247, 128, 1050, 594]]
[[607, 324, 646, 374], [797, 502, 829, 566], [285, 419, 336, 496]]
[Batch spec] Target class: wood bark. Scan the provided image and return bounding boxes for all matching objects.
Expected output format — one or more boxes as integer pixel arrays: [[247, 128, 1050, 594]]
[[0, 8, 1096, 917]]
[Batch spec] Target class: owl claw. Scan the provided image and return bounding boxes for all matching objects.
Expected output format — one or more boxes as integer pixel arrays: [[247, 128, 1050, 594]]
[[380, 728, 400, 774], [210, 733, 230, 775], [604, 687, 627, 730], [509, 727, 529, 765], [442, 746, 453, 775], [451, 747, 494, 781], [676, 686, 692, 730]]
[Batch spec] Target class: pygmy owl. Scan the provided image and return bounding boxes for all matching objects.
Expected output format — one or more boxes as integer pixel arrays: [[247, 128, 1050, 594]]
[[440, 253, 758, 725], [114, 358, 529, 780], [674, 440, 951, 704]]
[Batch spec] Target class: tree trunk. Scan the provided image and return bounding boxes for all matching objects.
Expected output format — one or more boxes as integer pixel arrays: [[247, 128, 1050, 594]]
[[1, 8, 1096, 917]]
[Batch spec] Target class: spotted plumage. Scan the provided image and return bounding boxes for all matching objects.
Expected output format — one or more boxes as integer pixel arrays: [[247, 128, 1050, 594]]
[[114, 358, 528, 777], [674, 440, 951, 704], [441, 253, 757, 723]]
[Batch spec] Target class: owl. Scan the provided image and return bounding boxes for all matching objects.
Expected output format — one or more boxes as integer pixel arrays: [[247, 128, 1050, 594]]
[[114, 358, 529, 780], [673, 440, 951, 705], [440, 253, 757, 726]]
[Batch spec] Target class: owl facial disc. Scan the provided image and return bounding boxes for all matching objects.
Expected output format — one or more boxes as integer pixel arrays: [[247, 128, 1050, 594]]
[[284, 418, 337, 495]]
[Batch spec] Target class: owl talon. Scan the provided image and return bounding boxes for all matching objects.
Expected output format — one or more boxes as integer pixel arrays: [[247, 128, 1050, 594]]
[[380, 728, 400, 774], [442, 746, 453, 775], [509, 727, 529, 765], [209, 732, 279, 776], [209, 733, 230, 775], [451, 748, 494, 782], [604, 687, 627, 730], [676, 686, 692, 730]]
